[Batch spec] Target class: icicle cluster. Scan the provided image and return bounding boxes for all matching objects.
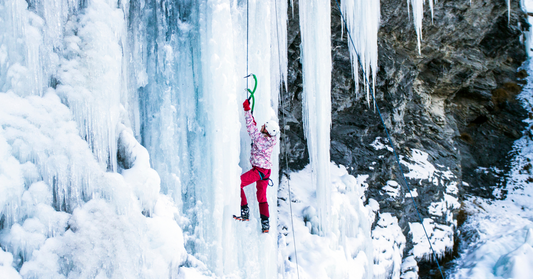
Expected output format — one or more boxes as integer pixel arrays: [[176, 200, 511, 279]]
[[341, 0, 380, 106], [408, 0, 425, 54]]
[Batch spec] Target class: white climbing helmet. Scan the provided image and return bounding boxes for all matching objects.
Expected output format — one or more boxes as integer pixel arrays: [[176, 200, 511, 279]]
[[264, 120, 280, 137]]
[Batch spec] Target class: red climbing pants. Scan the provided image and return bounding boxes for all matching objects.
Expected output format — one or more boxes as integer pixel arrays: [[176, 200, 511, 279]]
[[240, 166, 271, 217]]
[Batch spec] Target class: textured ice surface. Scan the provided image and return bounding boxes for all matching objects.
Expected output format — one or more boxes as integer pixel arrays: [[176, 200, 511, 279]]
[[299, 0, 332, 236]]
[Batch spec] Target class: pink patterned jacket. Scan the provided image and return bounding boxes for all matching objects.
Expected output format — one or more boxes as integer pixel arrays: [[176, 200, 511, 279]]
[[245, 111, 277, 169]]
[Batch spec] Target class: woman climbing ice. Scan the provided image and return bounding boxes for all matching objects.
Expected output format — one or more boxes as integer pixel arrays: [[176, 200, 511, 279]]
[[234, 98, 279, 233]]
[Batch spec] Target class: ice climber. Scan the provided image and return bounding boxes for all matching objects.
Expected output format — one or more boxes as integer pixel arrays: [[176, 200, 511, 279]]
[[234, 98, 279, 233]]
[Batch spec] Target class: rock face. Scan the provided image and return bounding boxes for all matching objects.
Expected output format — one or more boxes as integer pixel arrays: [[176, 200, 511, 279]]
[[280, 0, 528, 276]]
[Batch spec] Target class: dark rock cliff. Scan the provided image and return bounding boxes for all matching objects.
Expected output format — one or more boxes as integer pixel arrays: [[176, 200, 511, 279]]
[[279, 0, 528, 276]]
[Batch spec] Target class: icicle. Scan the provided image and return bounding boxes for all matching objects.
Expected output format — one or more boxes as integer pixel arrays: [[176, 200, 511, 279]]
[[300, 0, 332, 236], [429, 0, 434, 23], [410, 0, 424, 54], [272, 0, 289, 94], [55, 0, 125, 172], [507, 0, 511, 24], [341, 0, 380, 105]]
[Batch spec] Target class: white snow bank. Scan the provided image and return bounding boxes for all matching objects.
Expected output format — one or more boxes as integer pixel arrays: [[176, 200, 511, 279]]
[[450, 197, 533, 279], [0, 247, 21, 279], [278, 163, 373, 279], [372, 213, 405, 278], [19, 197, 186, 278], [409, 218, 453, 260], [493, 228, 533, 278], [0, 77, 187, 279]]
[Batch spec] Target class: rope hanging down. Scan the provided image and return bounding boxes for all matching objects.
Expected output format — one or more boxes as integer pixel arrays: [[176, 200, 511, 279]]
[[333, 0, 446, 278]]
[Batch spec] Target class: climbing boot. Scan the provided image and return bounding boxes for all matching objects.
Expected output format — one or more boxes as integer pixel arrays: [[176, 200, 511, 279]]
[[261, 215, 269, 233], [233, 205, 250, 221]]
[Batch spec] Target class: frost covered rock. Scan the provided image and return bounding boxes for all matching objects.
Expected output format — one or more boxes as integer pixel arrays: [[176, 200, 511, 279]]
[[372, 213, 405, 278]]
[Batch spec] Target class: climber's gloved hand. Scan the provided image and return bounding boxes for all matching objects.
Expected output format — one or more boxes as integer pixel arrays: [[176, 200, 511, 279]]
[[243, 99, 251, 111]]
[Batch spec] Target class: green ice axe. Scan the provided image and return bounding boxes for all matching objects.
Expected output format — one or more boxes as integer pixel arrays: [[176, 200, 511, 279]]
[[244, 74, 257, 113]]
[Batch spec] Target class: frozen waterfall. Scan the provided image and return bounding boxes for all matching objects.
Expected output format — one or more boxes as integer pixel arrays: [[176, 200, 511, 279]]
[[0, 0, 374, 278]]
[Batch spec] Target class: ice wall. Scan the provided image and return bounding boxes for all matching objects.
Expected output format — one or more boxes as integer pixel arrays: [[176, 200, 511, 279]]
[[127, 0, 285, 277], [0, 1, 186, 278], [1, 0, 286, 278]]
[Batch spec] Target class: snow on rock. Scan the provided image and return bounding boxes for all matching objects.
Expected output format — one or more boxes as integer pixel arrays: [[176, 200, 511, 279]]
[[396, 148, 460, 261], [400, 255, 419, 279], [381, 180, 400, 199], [370, 137, 393, 152], [372, 213, 405, 278], [409, 218, 453, 260], [400, 149, 437, 183]]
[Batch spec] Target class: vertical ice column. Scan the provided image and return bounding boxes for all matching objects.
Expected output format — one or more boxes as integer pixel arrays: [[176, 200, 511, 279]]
[[55, 0, 126, 172], [409, 0, 425, 54], [132, 0, 192, 212], [0, 0, 48, 97], [341, 0, 380, 106], [299, 0, 332, 235], [198, 0, 241, 275], [271, 0, 288, 96]]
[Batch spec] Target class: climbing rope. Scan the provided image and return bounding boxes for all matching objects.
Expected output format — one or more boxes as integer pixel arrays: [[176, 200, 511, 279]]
[[246, 0, 249, 91], [333, 0, 446, 278], [245, 0, 257, 113]]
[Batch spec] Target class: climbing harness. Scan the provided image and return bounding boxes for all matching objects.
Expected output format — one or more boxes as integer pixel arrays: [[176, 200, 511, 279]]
[[334, 0, 446, 278], [254, 167, 275, 187]]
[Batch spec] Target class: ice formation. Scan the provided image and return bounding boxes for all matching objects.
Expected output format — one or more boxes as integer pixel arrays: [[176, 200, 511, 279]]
[[4, 0, 524, 277], [341, 0, 380, 105], [299, 0, 333, 236], [0, 0, 288, 277], [277, 163, 374, 278]]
